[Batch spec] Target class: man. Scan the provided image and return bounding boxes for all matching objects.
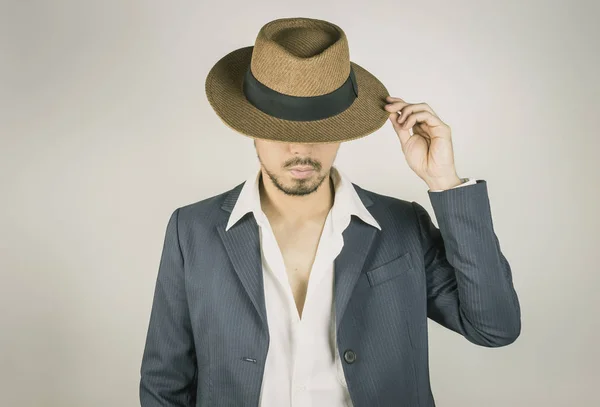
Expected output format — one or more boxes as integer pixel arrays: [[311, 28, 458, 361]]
[[140, 17, 521, 407]]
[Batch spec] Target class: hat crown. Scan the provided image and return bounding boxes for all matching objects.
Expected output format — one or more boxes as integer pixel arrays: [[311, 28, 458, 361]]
[[250, 18, 351, 97]]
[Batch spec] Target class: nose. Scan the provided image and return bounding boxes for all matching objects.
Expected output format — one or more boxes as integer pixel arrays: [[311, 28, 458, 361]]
[[288, 143, 314, 152]]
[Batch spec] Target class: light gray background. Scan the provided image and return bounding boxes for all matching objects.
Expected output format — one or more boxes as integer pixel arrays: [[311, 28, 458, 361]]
[[1, 1, 598, 406]]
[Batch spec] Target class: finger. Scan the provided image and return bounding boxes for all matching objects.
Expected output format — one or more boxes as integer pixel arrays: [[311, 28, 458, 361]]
[[384, 96, 411, 111], [413, 123, 430, 138], [384, 100, 409, 112], [389, 112, 413, 148], [397, 103, 437, 124], [386, 95, 405, 102], [413, 123, 432, 147], [400, 111, 445, 133]]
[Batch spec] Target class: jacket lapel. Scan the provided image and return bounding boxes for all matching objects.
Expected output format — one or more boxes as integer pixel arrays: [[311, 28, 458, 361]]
[[217, 181, 378, 335], [217, 182, 269, 330], [334, 215, 378, 334]]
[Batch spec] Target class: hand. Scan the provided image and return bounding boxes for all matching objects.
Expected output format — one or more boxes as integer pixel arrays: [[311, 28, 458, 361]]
[[385, 96, 462, 190]]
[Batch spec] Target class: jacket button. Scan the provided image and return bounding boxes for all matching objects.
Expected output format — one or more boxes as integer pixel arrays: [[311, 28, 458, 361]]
[[343, 349, 356, 364]]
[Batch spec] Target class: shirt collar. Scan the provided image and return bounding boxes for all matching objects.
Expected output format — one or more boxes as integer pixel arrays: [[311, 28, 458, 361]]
[[225, 165, 381, 232]]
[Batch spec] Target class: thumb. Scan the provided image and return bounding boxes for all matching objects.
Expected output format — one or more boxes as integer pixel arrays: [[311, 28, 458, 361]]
[[389, 113, 412, 148]]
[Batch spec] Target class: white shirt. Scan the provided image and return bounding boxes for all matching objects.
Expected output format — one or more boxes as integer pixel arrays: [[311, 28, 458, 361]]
[[225, 165, 475, 407]]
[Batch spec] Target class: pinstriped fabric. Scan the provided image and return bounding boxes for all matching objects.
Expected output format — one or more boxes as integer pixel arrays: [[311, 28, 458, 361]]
[[423, 181, 521, 345], [140, 178, 521, 406], [139, 208, 198, 406]]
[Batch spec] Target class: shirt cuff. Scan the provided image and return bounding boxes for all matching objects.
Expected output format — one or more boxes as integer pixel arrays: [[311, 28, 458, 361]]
[[429, 177, 476, 192]]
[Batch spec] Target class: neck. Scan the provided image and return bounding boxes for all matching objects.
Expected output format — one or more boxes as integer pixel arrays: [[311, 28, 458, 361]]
[[259, 170, 335, 226]]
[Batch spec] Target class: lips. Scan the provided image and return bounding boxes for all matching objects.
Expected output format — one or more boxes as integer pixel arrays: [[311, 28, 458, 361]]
[[289, 166, 314, 171], [289, 168, 314, 179]]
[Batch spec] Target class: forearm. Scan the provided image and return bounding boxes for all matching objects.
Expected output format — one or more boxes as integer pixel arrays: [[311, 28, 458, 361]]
[[417, 180, 521, 346]]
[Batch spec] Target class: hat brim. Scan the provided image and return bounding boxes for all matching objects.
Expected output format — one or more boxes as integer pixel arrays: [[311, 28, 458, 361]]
[[205, 46, 390, 144]]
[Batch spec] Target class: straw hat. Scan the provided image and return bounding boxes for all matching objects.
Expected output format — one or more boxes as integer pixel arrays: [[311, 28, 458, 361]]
[[205, 17, 390, 144]]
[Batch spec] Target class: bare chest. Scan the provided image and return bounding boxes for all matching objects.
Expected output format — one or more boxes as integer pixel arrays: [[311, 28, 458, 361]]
[[270, 224, 325, 318]]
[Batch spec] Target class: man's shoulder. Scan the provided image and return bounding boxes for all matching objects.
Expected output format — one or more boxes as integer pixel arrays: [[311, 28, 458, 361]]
[[351, 181, 415, 212], [352, 182, 425, 238], [173, 180, 246, 226]]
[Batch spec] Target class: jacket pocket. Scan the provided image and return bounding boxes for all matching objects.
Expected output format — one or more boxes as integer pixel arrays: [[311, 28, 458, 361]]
[[366, 251, 412, 287]]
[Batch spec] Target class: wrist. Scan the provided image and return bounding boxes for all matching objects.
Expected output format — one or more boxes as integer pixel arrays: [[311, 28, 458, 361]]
[[427, 176, 463, 191]]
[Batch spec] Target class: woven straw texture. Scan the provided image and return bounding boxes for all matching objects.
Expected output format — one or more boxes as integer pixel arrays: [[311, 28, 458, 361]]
[[205, 18, 390, 144]]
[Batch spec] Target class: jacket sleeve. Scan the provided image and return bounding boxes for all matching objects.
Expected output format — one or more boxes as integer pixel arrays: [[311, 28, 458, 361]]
[[140, 208, 197, 406], [412, 180, 521, 347]]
